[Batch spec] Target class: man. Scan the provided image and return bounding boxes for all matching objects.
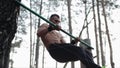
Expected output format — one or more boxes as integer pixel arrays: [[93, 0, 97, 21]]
[[37, 14, 101, 68]]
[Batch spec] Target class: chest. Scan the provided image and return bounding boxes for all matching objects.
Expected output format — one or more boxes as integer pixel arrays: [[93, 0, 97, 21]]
[[46, 31, 61, 38]]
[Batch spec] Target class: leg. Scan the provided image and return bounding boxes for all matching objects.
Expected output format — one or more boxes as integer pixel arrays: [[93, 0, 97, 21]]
[[48, 43, 79, 62], [48, 43, 101, 68]]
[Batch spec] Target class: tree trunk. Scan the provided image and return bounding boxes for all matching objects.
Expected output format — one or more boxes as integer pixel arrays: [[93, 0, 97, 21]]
[[101, 0, 115, 68], [66, 0, 75, 68], [35, 0, 43, 68], [92, 0, 100, 65], [81, 1, 87, 68], [96, 0, 105, 66], [0, 0, 20, 68], [42, 46, 45, 68], [29, 0, 33, 68]]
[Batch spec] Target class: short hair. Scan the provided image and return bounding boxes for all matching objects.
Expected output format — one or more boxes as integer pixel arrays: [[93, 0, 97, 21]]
[[50, 14, 60, 19]]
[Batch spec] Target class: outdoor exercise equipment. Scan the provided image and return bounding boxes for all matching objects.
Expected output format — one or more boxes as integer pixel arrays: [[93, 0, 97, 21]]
[[15, 0, 94, 49]]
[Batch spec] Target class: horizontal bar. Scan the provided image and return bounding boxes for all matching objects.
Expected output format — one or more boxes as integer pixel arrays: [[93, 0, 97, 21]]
[[15, 0, 94, 49]]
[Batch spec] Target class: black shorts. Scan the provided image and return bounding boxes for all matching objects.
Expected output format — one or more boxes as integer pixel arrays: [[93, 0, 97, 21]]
[[48, 43, 81, 62], [47, 43, 101, 68]]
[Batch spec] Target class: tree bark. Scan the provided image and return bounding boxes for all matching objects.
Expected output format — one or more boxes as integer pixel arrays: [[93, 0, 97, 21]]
[[0, 0, 20, 68]]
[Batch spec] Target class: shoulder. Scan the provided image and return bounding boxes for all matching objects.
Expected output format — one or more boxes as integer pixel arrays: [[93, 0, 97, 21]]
[[40, 23, 49, 28], [41, 23, 49, 27]]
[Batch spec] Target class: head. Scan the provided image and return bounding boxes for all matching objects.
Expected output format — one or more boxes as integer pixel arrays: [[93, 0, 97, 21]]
[[49, 14, 60, 25]]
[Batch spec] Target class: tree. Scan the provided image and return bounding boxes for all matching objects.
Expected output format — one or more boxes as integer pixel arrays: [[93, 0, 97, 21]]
[[0, 0, 20, 68], [92, 0, 100, 65], [66, 0, 75, 68], [96, 0, 106, 66], [101, 0, 114, 68], [35, 0, 43, 68], [29, 0, 33, 68]]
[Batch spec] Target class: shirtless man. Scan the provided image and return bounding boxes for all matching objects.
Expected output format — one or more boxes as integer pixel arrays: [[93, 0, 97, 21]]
[[37, 14, 101, 68]]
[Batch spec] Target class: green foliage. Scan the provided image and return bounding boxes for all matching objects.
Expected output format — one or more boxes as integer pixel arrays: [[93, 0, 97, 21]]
[[102, 66, 106, 68]]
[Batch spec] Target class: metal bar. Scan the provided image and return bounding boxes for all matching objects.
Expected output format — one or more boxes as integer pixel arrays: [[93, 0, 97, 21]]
[[15, 0, 94, 49]]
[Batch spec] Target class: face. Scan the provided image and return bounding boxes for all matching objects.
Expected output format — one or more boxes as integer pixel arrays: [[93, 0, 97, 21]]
[[50, 16, 60, 25]]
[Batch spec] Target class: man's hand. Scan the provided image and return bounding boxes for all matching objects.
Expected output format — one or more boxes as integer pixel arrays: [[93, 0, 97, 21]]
[[48, 25, 61, 31], [55, 25, 61, 31], [71, 37, 80, 44]]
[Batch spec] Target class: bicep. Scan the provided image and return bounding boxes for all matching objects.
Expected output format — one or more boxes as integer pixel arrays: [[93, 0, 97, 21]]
[[37, 24, 48, 37]]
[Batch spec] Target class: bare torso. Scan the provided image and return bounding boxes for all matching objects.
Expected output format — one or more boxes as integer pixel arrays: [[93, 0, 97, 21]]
[[37, 24, 65, 48]]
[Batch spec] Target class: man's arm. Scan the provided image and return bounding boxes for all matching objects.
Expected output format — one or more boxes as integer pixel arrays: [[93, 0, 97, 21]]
[[37, 24, 49, 37]]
